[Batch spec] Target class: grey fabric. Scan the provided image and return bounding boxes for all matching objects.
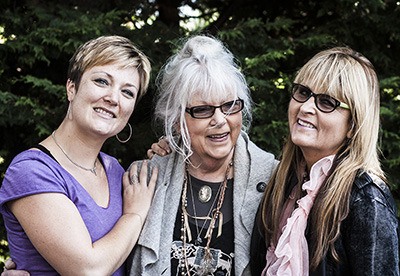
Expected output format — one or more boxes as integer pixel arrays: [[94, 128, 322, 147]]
[[127, 131, 277, 275]]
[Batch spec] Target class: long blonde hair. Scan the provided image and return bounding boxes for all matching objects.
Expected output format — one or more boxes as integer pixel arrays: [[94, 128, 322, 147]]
[[260, 47, 384, 269]]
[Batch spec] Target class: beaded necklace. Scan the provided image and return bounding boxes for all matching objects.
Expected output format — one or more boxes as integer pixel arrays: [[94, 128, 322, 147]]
[[188, 174, 222, 246], [180, 159, 233, 275]]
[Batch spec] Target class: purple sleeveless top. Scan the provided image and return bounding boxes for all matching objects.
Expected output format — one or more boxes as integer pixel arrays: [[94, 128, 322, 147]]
[[0, 149, 125, 275]]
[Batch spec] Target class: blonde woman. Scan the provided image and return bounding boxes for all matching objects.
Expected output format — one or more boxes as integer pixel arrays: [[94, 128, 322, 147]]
[[251, 47, 399, 275], [0, 36, 157, 275]]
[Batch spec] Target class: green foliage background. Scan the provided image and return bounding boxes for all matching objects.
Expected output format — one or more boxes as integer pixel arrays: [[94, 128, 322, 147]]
[[0, 0, 399, 263]]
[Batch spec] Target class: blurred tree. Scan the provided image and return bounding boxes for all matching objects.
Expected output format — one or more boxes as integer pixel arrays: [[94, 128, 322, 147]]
[[0, 0, 399, 262]]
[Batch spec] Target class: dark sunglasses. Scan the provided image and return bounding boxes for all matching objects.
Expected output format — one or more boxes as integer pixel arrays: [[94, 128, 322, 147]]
[[185, 99, 244, 119], [291, 83, 350, 113]]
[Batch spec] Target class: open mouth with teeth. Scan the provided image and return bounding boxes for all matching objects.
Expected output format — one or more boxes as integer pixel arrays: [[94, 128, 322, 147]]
[[94, 107, 116, 118], [297, 119, 315, 129], [208, 132, 229, 140]]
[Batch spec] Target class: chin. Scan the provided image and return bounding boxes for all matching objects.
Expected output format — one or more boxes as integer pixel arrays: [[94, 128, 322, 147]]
[[210, 151, 233, 161]]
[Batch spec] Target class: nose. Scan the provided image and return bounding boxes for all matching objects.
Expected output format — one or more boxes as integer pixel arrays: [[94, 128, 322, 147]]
[[210, 108, 227, 127], [104, 87, 119, 106], [299, 96, 317, 114]]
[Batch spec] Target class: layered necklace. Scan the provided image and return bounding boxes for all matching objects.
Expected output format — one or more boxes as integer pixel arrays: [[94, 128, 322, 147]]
[[180, 159, 233, 275], [188, 175, 223, 246], [51, 131, 98, 176]]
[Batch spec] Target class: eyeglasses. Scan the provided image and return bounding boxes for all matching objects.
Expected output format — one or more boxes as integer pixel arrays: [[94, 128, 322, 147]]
[[185, 99, 244, 119], [291, 83, 350, 113]]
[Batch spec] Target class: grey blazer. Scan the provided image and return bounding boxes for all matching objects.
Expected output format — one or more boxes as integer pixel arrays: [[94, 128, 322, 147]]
[[127, 131, 277, 275]]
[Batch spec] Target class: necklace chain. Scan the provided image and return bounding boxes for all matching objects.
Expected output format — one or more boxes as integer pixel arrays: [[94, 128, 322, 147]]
[[188, 174, 222, 246], [51, 131, 97, 176], [180, 159, 233, 275]]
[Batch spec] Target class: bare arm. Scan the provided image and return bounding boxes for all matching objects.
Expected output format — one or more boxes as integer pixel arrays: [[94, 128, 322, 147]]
[[8, 161, 157, 276]]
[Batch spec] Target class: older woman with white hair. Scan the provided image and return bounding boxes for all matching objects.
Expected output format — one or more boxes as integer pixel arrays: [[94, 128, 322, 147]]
[[128, 35, 277, 276]]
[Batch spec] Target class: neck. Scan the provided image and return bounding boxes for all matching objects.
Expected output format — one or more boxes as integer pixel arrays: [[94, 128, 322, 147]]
[[49, 123, 104, 169], [187, 156, 234, 183], [301, 150, 323, 172]]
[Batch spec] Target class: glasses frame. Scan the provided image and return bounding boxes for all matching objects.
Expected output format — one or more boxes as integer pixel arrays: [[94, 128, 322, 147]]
[[291, 83, 349, 113], [185, 98, 244, 119]]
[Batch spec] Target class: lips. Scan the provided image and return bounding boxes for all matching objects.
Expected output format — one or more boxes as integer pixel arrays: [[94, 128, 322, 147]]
[[94, 107, 116, 118], [297, 118, 316, 129], [208, 132, 229, 139]]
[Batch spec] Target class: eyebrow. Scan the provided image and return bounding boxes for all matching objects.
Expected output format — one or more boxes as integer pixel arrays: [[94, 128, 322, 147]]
[[94, 70, 139, 91]]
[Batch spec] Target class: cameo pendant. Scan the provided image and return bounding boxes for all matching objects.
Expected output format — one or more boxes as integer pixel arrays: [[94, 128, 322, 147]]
[[198, 185, 212, 203]]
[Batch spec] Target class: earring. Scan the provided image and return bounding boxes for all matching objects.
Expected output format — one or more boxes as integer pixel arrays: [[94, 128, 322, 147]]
[[116, 123, 132, 143]]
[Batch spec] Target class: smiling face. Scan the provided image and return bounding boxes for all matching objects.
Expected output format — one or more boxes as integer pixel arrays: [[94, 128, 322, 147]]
[[66, 63, 140, 139], [288, 84, 352, 169], [185, 95, 242, 166]]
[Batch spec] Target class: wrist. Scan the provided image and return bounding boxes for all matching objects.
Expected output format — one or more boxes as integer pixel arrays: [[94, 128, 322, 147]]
[[124, 212, 143, 226]]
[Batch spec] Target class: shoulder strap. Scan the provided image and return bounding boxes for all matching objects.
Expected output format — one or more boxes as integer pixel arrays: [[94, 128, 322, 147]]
[[31, 144, 56, 161]]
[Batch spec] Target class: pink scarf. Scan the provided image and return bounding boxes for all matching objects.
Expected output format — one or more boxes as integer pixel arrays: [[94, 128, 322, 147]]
[[262, 155, 334, 276]]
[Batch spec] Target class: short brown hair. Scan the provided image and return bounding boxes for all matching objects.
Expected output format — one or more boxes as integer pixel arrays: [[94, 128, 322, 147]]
[[68, 35, 151, 100]]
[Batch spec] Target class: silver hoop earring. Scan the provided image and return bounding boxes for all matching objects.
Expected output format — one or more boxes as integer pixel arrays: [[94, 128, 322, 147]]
[[116, 123, 132, 143]]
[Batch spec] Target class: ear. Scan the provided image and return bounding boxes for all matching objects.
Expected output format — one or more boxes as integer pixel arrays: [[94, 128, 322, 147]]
[[346, 120, 354, 139], [66, 79, 76, 101]]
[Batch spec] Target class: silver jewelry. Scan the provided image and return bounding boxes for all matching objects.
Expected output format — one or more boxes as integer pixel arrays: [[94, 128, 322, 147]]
[[188, 175, 221, 246], [198, 185, 212, 203], [180, 159, 233, 275], [130, 173, 139, 185], [116, 123, 132, 143], [51, 131, 97, 176]]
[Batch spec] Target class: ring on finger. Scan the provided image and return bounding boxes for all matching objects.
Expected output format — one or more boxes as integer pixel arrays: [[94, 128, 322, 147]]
[[130, 174, 139, 185]]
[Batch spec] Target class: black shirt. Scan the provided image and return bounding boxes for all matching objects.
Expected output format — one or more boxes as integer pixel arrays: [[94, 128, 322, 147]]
[[171, 175, 235, 276]]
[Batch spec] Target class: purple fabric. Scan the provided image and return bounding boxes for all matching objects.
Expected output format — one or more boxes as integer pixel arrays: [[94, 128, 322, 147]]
[[0, 149, 125, 275]]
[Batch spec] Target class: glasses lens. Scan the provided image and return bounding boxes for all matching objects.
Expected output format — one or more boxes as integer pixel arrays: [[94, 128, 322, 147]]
[[187, 99, 244, 118], [292, 85, 312, 102], [292, 83, 345, 113], [191, 105, 215, 118], [221, 99, 243, 114], [316, 95, 338, 112]]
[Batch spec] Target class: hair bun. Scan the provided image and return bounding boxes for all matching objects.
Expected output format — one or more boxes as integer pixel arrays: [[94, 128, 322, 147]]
[[180, 35, 227, 63]]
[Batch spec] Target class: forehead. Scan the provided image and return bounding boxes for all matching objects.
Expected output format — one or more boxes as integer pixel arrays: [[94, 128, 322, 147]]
[[189, 91, 237, 105], [84, 63, 136, 75]]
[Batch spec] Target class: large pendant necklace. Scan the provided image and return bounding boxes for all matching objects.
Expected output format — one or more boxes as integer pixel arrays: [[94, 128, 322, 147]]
[[188, 175, 223, 246], [180, 159, 233, 275], [198, 185, 212, 203], [51, 131, 98, 176]]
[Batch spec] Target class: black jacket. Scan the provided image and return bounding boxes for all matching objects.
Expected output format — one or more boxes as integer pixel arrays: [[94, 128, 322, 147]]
[[250, 172, 399, 275]]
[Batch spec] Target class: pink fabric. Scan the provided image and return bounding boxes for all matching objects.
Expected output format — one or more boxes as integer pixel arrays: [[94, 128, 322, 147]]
[[262, 155, 334, 276]]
